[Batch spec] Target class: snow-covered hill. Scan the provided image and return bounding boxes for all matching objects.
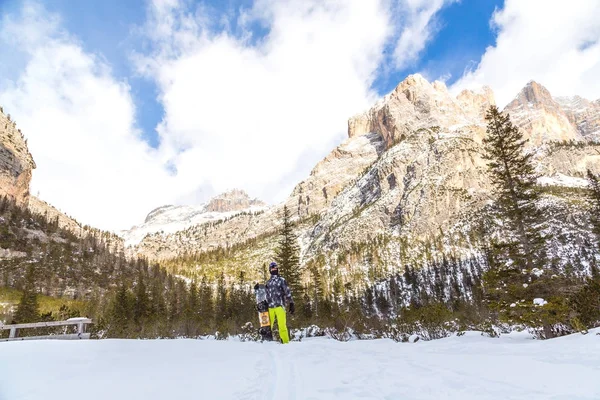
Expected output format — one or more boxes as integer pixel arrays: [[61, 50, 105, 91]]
[[1, 330, 599, 400], [120, 189, 268, 247]]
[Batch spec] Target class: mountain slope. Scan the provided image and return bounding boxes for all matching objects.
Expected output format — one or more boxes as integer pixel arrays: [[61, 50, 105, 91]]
[[127, 76, 600, 276], [0, 105, 160, 325], [120, 189, 268, 247], [555, 95, 600, 140], [0, 107, 35, 207]]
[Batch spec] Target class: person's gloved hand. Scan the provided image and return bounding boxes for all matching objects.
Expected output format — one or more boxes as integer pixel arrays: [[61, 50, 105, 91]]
[[289, 302, 295, 315]]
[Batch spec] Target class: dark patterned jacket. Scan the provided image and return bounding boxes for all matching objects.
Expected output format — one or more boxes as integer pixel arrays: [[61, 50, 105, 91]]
[[265, 275, 293, 308]]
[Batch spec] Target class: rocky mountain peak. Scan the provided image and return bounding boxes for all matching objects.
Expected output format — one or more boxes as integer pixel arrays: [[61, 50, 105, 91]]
[[144, 205, 177, 224], [504, 81, 589, 144], [347, 75, 492, 147], [205, 189, 265, 213], [555, 95, 600, 140], [456, 86, 496, 120], [511, 81, 556, 107], [394, 73, 436, 99], [122, 189, 269, 248], [400, 73, 429, 86], [393, 74, 453, 104]]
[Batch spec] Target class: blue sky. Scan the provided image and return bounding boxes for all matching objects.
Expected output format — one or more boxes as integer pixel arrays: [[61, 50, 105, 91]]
[[31, 0, 272, 149], [374, 0, 502, 94], [16, 0, 164, 147], [1, 0, 598, 230]]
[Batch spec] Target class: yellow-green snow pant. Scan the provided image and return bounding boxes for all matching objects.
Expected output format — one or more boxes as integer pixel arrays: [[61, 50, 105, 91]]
[[268, 306, 289, 344]]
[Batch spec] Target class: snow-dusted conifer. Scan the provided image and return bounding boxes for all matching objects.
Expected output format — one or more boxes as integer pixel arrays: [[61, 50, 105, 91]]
[[13, 266, 40, 324], [482, 105, 547, 269], [274, 206, 302, 298]]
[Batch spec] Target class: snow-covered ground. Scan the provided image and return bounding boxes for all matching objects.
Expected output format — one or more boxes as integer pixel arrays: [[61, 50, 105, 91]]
[[1, 329, 599, 400], [538, 173, 589, 188]]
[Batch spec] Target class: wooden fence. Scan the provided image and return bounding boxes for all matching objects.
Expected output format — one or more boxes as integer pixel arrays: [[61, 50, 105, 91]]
[[0, 318, 92, 342]]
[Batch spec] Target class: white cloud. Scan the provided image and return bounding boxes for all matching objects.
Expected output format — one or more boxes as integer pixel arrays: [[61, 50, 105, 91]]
[[392, 0, 456, 69], [451, 0, 600, 107], [0, 2, 177, 230], [138, 0, 392, 205], [0, 0, 451, 231]]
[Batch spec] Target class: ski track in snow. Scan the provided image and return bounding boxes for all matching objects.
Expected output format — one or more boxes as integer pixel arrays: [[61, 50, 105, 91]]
[[269, 345, 296, 400], [0, 330, 599, 400]]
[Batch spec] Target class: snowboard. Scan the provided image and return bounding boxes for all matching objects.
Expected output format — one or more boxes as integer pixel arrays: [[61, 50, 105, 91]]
[[254, 283, 273, 341]]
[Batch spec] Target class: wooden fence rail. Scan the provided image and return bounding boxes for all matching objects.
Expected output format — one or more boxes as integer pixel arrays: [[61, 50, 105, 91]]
[[0, 318, 92, 342]]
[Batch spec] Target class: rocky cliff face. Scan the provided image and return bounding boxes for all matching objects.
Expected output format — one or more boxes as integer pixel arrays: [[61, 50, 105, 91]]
[[554, 96, 600, 140], [306, 127, 489, 255], [128, 76, 600, 262], [0, 106, 35, 206], [503, 81, 580, 145], [0, 107, 117, 243], [284, 132, 385, 219], [304, 78, 600, 254], [347, 74, 495, 148], [205, 189, 266, 213]]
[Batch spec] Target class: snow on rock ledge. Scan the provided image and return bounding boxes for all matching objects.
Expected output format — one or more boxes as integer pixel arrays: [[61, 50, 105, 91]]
[[534, 298, 548, 306]]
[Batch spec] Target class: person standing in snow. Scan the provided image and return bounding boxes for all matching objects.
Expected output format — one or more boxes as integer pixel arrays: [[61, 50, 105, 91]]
[[265, 262, 294, 344]]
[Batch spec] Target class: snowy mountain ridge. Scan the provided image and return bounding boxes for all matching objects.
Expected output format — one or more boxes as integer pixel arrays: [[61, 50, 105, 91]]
[[554, 95, 600, 140], [504, 81, 600, 143], [120, 189, 268, 247], [127, 75, 600, 267]]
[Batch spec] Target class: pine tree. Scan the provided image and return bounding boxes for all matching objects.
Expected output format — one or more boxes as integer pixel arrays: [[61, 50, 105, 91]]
[[13, 266, 40, 324], [174, 280, 188, 335], [231, 271, 253, 327], [215, 272, 228, 329], [149, 268, 167, 332], [570, 277, 600, 328], [226, 280, 237, 322], [133, 273, 150, 327], [309, 265, 323, 317], [260, 263, 268, 282], [185, 281, 200, 336], [388, 275, 400, 316], [111, 283, 133, 337], [432, 260, 445, 303], [587, 169, 600, 248], [363, 287, 375, 317], [332, 276, 343, 304], [166, 276, 181, 331], [199, 275, 214, 332], [374, 288, 391, 317], [482, 105, 547, 269], [274, 206, 302, 297], [481, 106, 561, 331], [300, 291, 313, 321]]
